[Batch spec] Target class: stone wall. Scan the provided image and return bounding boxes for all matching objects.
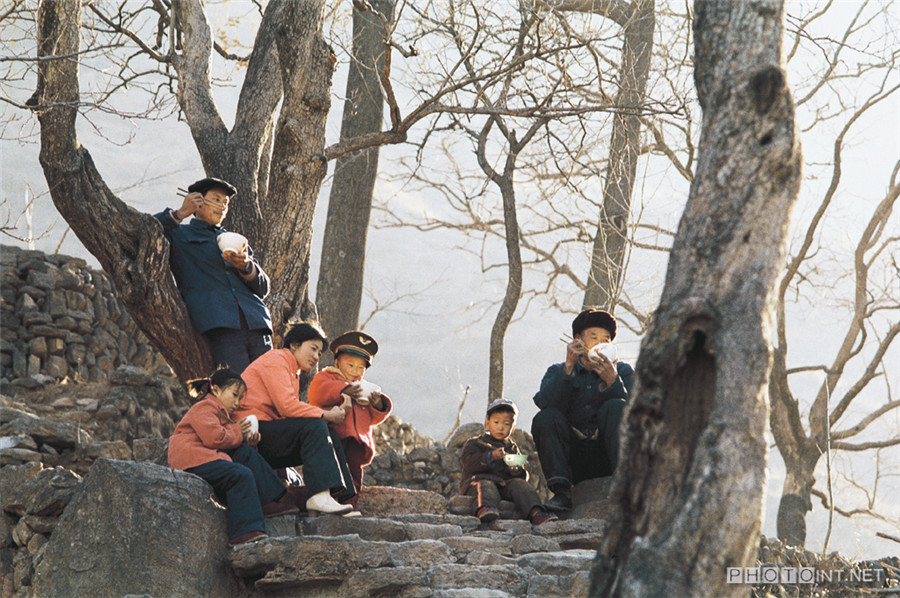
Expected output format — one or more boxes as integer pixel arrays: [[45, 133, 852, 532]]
[[0, 245, 169, 386]]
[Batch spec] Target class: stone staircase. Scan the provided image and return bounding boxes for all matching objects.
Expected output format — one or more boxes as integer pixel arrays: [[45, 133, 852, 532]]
[[229, 508, 606, 597]]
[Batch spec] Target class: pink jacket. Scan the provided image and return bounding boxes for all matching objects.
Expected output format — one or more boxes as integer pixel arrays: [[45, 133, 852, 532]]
[[168, 395, 243, 470], [233, 349, 324, 421], [308, 367, 392, 465]]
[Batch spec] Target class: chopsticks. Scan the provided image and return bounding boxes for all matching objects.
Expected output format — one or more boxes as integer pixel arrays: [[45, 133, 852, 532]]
[[175, 187, 226, 207]]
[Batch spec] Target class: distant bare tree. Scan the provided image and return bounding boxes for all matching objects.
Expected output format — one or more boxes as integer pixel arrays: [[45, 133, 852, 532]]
[[591, 0, 802, 596], [769, 0, 900, 547]]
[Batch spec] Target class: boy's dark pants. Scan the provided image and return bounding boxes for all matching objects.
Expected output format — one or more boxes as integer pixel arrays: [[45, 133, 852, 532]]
[[340, 437, 368, 508], [187, 446, 284, 539], [256, 418, 357, 502], [531, 399, 625, 491], [466, 478, 542, 519]]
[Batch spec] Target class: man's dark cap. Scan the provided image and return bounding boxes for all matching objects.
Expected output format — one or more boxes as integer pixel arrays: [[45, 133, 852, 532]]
[[486, 398, 518, 417], [571, 309, 617, 339], [329, 330, 378, 365], [187, 177, 237, 197]]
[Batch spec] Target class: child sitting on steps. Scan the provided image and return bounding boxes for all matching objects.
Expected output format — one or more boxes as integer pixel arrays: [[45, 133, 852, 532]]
[[168, 368, 298, 546], [459, 398, 558, 526], [308, 330, 393, 509]]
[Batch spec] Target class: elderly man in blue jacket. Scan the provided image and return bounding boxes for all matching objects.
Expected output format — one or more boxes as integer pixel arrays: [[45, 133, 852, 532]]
[[532, 309, 634, 511], [155, 177, 273, 372]]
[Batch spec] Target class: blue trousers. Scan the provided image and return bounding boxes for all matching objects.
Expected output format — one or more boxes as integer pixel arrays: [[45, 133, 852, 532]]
[[256, 418, 357, 503], [531, 400, 625, 491], [187, 446, 284, 539], [203, 311, 272, 373]]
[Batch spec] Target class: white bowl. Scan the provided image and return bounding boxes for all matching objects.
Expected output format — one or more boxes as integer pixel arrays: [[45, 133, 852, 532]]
[[217, 232, 248, 254], [503, 453, 528, 467], [242, 414, 258, 434], [589, 342, 617, 363], [352, 379, 381, 405]]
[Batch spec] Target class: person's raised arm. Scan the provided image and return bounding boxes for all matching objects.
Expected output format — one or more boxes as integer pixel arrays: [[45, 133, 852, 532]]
[[154, 192, 202, 234]]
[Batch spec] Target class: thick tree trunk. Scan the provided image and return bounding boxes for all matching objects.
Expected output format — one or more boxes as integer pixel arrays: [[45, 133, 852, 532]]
[[316, 0, 394, 347], [590, 1, 801, 596], [34, 0, 213, 382], [34, 0, 333, 384], [261, 0, 334, 333], [582, 0, 655, 311]]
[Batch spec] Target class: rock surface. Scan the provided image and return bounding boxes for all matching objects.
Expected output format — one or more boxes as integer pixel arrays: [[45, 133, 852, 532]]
[[30, 459, 237, 598]]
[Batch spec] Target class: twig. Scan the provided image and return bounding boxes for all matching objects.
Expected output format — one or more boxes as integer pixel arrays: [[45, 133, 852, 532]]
[[442, 385, 471, 445], [877, 531, 900, 545]]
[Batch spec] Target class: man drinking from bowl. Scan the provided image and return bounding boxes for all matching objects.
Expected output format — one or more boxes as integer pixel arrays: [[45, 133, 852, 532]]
[[155, 177, 273, 372], [531, 309, 634, 512]]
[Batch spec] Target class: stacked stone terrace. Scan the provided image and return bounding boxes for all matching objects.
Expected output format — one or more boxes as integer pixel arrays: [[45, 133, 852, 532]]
[[1, 245, 168, 385]]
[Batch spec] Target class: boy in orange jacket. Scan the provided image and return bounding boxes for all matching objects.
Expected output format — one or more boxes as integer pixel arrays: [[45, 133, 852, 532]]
[[308, 331, 392, 507]]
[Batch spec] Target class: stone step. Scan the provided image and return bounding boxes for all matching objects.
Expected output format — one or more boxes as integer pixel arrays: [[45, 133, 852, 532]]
[[228, 533, 597, 597]]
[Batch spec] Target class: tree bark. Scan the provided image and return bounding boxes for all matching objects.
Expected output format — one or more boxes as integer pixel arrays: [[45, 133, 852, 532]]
[[582, 0, 655, 312], [33, 0, 333, 383], [590, 1, 801, 596], [316, 0, 394, 347], [34, 0, 213, 382]]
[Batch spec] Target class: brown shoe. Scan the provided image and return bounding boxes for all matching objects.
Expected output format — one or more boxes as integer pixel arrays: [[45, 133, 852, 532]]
[[228, 531, 267, 547], [530, 510, 559, 525], [262, 501, 300, 518], [476, 506, 500, 523]]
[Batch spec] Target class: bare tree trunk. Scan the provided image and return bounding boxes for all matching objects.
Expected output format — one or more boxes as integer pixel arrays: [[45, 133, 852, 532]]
[[33, 0, 333, 383], [488, 177, 523, 401], [582, 0, 655, 311], [591, 1, 801, 596], [317, 0, 394, 348], [34, 0, 213, 382]]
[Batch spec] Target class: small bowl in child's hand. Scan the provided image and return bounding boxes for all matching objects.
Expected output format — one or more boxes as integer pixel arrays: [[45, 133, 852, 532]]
[[503, 454, 528, 467], [352, 379, 381, 405]]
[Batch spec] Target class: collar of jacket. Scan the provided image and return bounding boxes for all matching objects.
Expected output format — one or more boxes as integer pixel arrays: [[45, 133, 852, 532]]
[[187, 218, 222, 235]]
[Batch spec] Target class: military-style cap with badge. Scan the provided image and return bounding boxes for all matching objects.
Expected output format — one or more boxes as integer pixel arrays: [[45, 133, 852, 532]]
[[329, 331, 378, 366]]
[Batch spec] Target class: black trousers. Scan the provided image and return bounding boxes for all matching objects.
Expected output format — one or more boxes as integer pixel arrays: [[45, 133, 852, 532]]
[[187, 446, 284, 539], [256, 417, 356, 502], [465, 478, 542, 519], [531, 400, 625, 491]]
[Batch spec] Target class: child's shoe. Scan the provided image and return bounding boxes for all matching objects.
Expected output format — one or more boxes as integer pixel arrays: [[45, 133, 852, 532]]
[[262, 501, 300, 518], [530, 510, 558, 525], [228, 531, 267, 546], [306, 490, 353, 515], [476, 506, 500, 523]]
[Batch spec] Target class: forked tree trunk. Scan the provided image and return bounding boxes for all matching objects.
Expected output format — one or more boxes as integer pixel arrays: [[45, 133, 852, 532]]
[[590, 1, 802, 596], [34, 0, 213, 382], [33, 0, 333, 379]]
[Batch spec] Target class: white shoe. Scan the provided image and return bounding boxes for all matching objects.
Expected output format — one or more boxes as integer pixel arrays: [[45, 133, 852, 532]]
[[305, 491, 353, 515], [342, 510, 362, 518]]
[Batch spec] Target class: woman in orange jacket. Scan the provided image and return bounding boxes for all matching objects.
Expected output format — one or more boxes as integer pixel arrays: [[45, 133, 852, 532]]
[[234, 322, 358, 516], [168, 368, 297, 546], [308, 330, 392, 507]]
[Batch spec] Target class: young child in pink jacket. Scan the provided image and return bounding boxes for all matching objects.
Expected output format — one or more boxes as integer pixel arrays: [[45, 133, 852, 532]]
[[308, 330, 392, 507], [168, 368, 297, 546]]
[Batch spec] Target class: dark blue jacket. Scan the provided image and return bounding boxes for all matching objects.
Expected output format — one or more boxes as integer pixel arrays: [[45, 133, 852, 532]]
[[154, 209, 272, 334], [533, 360, 634, 434]]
